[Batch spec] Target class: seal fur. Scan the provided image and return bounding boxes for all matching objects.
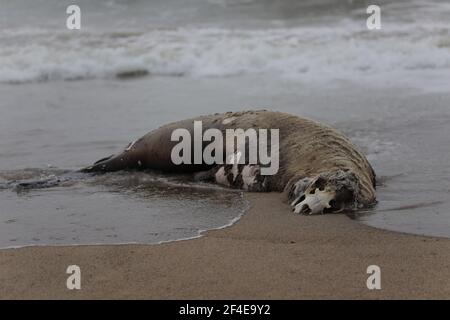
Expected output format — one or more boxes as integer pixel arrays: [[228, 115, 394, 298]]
[[83, 110, 376, 214]]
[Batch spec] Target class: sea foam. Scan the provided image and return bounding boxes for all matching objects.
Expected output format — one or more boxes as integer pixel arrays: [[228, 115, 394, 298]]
[[1, 21, 449, 87]]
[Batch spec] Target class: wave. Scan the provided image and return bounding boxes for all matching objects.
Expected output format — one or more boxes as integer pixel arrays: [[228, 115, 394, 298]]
[[1, 22, 450, 84]]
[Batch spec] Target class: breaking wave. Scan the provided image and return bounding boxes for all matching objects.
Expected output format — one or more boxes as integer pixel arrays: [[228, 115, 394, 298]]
[[1, 21, 450, 85]]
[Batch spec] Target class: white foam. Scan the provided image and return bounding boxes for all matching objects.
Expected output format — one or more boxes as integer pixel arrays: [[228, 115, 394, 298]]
[[1, 20, 450, 87]]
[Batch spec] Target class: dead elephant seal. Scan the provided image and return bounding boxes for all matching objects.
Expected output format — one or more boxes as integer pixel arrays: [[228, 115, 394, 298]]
[[83, 110, 376, 214]]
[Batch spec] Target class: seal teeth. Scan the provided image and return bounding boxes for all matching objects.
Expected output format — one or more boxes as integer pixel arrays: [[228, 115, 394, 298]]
[[300, 204, 312, 214], [290, 194, 305, 207]]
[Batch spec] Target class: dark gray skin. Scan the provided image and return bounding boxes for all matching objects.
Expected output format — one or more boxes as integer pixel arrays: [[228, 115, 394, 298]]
[[81, 110, 377, 214]]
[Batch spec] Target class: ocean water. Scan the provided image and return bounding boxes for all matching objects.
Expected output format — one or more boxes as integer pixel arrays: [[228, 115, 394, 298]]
[[0, 0, 449, 246]]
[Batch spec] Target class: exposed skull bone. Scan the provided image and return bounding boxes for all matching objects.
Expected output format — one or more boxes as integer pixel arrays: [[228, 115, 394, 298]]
[[289, 170, 360, 214], [293, 188, 336, 214]]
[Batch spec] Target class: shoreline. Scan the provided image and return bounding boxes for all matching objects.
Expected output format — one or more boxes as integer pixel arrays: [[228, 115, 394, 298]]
[[1, 192, 449, 299]]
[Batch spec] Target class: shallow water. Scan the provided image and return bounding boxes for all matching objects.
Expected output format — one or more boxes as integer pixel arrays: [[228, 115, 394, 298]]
[[0, 168, 248, 247], [0, 0, 449, 246]]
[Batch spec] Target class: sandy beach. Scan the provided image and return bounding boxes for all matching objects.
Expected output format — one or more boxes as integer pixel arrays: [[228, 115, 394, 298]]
[[1, 192, 449, 299], [1, 0, 450, 301]]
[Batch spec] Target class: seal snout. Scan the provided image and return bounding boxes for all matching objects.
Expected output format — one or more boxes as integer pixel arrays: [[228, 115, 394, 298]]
[[290, 169, 359, 215], [293, 188, 336, 215]]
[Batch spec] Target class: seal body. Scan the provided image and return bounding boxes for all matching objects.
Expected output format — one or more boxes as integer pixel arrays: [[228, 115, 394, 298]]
[[83, 110, 376, 214]]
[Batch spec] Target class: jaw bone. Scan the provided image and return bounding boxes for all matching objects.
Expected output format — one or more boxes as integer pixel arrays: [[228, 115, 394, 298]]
[[293, 188, 336, 215]]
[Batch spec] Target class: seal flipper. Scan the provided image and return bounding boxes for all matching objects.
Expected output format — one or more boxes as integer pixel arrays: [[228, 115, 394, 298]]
[[80, 153, 135, 173], [80, 154, 117, 173], [93, 155, 115, 165]]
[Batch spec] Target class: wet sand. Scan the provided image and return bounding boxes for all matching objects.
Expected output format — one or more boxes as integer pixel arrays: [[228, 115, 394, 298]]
[[0, 192, 449, 299]]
